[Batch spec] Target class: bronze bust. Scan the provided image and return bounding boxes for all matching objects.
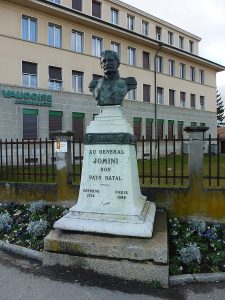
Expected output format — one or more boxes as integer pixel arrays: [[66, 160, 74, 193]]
[[89, 50, 137, 106]]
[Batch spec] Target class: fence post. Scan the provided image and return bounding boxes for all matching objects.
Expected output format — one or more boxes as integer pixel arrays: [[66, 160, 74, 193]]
[[54, 131, 74, 200], [184, 126, 209, 187]]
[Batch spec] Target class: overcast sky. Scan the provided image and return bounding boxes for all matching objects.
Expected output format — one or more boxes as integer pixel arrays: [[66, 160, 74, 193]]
[[122, 0, 225, 97]]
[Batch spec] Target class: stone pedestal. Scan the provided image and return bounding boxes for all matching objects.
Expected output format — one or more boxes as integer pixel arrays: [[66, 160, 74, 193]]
[[44, 212, 168, 287], [54, 106, 156, 237]]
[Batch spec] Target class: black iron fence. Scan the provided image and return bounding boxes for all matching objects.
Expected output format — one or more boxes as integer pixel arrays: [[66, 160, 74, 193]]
[[0, 136, 225, 187]]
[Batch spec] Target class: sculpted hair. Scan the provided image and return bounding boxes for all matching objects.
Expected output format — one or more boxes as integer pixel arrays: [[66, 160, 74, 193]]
[[100, 50, 120, 67]]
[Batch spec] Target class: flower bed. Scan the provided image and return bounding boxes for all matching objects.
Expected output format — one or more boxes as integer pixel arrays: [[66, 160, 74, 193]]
[[0, 201, 66, 251], [1, 202, 225, 276], [169, 218, 225, 275]]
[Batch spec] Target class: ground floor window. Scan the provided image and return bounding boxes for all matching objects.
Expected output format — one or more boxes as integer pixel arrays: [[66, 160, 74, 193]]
[[23, 109, 38, 140], [133, 117, 142, 140], [168, 120, 174, 140], [72, 112, 84, 141], [157, 119, 164, 139], [177, 121, 183, 139], [146, 118, 153, 140], [49, 110, 63, 139]]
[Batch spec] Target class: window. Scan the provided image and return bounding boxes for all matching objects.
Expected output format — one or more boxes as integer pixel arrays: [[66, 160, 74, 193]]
[[127, 15, 135, 31], [72, 30, 83, 53], [189, 40, 194, 53], [49, 66, 62, 90], [168, 31, 173, 45], [49, 111, 63, 139], [191, 122, 197, 127], [156, 26, 162, 40], [177, 121, 183, 139], [190, 66, 195, 81], [22, 61, 37, 87], [200, 96, 205, 110], [48, 23, 61, 48], [72, 71, 83, 93], [168, 120, 174, 140], [23, 109, 38, 140], [111, 8, 119, 25], [179, 36, 184, 49], [22, 15, 37, 42], [146, 118, 153, 140], [111, 41, 120, 57], [180, 63, 186, 79], [169, 89, 175, 106], [72, 0, 82, 11], [50, 0, 61, 3], [72, 112, 84, 141], [133, 117, 142, 140], [143, 51, 150, 69], [157, 119, 164, 139], [128, 47, 136, 66], [92, 0, 101, 18], [190, 94, 196, 109], [93, 74, 102, 81], [127, 89, 136, 100], [142, 20, 149, 36], [199, 70, 204, 84], [169, 59, 175, 76], [180, 91, 186, 107], [143, 84, 150, 102], [92, 36, 102, 57], [156, 56, 163, 73], [157, 87, 163, 104]]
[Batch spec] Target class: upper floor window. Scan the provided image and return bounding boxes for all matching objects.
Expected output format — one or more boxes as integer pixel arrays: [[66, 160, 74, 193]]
[[169, 59, 175, 76], [179, 36, 184, 49], [156, 56, 163, 73], [92, 36, 102, 57], [142, 20, 149, 36], [111, 8, 119, 25], [190, 66, 195, 82], [72, 0, 82, 11], [169, 89, 175, 106], [180, 63, 186, 79], [157, 87, 164, 104], [128, 89, 136, 100], [200, 96, 205, 110], [48, 23, 61, 48], [127, 14, 135, 31], [190, 94, 196, 109], [143, 84, 150, 102], [156, 26, 162, 40], [49, 66, 62, 90], [128, 47, 136, 66], [189, 40, 194, 53], [72, 70, 83, 93], [143, 51, 150, 69], [180, 92, 186, 107], [199, 69, 205, 84], [22, 61, 37, 87], [92, 0, 101, 18], [22, 15, 37, 42], [111, 41, 120, 57], [168, 31, 173, 45], [72, 30, 83, 53]]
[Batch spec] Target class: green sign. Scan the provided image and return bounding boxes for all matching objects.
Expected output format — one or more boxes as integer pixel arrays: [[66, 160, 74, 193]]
[[2, 89, 53, 107]]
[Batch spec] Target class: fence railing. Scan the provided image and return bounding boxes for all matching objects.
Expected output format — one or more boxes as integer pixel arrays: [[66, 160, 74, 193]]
[[0, 139, 56, 182], [0, 135, 225, 188]]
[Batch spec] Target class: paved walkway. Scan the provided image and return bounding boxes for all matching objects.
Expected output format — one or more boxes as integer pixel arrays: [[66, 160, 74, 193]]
[[0, 251, 225, 300]]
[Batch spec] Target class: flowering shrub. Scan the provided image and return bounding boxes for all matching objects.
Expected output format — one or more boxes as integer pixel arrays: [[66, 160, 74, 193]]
[[0, 202, 66, 251], [27, 219, 48, 237], [169, 218, 225, 275]]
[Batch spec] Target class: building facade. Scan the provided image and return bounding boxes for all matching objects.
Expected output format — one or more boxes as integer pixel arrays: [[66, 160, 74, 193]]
[[0, 0, 224, 140]]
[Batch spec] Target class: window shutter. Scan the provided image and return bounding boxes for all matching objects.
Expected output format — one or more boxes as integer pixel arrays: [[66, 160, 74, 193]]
[[23, 109, 38, 140], [92, 1, 101, 18], [49, 111, 63, 138], [22, 61, 37, 74], [72, 112, 84, 141], [72, 0, 82, 11], [133, 117, 142, 140], [49, 66, 62, 80], [143, 51, 149, 69]]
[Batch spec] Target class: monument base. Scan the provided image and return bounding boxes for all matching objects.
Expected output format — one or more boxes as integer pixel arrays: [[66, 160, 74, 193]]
[[54, 201, 156, 238], [44, 211, 168, 287]]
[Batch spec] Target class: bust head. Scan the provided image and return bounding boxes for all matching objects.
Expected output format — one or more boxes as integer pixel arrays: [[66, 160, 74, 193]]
[[100, 50, 120, 78]]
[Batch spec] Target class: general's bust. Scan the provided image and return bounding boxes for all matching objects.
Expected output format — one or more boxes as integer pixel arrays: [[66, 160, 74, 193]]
[[89, 50, 137, 106]]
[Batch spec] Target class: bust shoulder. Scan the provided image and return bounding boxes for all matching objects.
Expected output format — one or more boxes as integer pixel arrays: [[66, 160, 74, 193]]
[[125, 77, 137, 92], [88, 80, 98, 92]]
